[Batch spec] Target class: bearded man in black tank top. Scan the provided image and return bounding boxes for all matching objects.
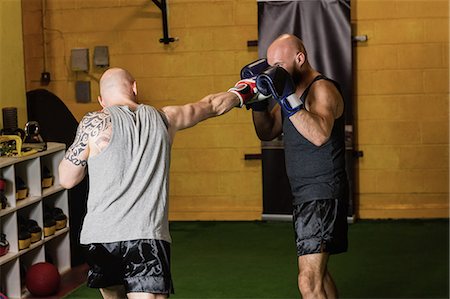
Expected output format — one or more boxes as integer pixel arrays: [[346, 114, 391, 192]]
[[249, 34, 349, 299]]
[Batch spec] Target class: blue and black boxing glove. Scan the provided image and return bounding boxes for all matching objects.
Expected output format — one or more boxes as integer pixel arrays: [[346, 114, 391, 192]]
[[256, 66, 304, 117], [240, 58, 269, 79], [239, 59, 271, 112]]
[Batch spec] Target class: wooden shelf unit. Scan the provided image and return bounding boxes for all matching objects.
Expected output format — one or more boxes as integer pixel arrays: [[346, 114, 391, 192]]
[[0, 142, 70, 298]]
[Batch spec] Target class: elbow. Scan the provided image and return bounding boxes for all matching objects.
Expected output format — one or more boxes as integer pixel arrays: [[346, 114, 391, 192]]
[[59, 174, 75, 189], [257, 132, 274, 142], [310, 134, 330, 147], [60, 176, 83, 189], [58, 165, 71, 189], [60, 182, 72, 189], [58, 163, 81, 189], [255, 128, 281, 142]]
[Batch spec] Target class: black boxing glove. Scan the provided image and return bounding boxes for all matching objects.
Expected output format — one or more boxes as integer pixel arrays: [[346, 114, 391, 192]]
[[256, 66, 303, 117], [240, 58, 270, 79], [239, 58, 271, 111]]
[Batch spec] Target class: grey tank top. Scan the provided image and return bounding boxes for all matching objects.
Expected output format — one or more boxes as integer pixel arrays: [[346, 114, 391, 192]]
[[80, 105, 171, 244], [283, 75, 348, 204]]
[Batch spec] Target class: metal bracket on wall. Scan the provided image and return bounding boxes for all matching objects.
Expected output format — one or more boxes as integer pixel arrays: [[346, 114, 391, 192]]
[[247, 40, 258, 47], [352, 35, 368, 42], [151, 0, 176, 44], [244, 153, 262, 160]]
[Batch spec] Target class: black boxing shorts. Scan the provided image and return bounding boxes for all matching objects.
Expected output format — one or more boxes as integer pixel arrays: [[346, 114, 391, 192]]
[[293, 198, 348, 256], [82, 239, 174, 295]]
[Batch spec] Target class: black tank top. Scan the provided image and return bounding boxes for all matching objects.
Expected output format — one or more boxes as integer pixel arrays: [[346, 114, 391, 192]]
[[283, 75, 347, 204]]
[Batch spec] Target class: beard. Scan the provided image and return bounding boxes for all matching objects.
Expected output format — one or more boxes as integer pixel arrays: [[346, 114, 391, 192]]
[[291, 67, 302, 86]]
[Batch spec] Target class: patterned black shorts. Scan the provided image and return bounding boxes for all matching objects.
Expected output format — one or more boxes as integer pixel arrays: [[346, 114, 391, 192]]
[[82, 239, 174, 295], [293, 198, 348, 256]]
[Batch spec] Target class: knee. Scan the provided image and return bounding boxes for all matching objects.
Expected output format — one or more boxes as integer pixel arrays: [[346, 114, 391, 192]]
[[298, 272, 324, 299]]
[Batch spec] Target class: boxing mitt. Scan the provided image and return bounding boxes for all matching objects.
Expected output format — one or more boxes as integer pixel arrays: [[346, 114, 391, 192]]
[[256, 66, 304, 117]]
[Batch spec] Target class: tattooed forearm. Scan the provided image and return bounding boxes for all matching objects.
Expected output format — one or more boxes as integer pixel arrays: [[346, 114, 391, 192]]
[[64, 110, 111, 166]]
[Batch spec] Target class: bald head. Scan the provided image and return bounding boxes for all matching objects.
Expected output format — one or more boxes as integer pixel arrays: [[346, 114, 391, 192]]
[[99, 67, 137, 107], [267, 34, 307, 64], [267, 34, 310, 80]]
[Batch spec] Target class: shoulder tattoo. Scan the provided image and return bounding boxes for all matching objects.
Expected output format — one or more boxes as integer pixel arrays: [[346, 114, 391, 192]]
[[64, 110, 112, 166]]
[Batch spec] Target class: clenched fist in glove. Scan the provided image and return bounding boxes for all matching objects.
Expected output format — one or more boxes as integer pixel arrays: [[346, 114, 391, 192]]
[[240, 58, 270, 80], [256, 66, 304, 117], [228, 78, 258, 107], [238, 58, 272, 111], [228, 79, 272, 109]]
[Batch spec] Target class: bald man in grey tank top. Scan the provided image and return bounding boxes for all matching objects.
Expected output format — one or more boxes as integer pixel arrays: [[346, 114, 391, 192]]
[[59, 67, 261, 299]]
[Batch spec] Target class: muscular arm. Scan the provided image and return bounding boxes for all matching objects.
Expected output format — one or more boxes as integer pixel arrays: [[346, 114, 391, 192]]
[[161, 92, 240, 140], [251, 104, 283, 141], [58, 111, 112, 189], [289, 80, 344, 146]]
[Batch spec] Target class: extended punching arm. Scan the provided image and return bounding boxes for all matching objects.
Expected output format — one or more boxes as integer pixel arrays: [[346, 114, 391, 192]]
[[256, 66, 304, 117]]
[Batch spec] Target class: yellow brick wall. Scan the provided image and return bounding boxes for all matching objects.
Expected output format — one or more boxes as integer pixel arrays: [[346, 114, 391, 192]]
[[22, 0, 262, 220], [352, 0, 449, 218], [20, 0, 449, 219], [0, 0, 27, 128]]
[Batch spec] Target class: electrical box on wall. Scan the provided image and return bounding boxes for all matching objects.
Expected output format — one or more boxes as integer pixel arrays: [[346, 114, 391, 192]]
[[94, 46, 109, 67], [76, 81, 91, 103], [71, 48, 89, 71]]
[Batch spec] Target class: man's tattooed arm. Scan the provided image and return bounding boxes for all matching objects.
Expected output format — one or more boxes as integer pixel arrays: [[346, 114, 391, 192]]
[[59, 110, 111, 188], [64, 110, 111, 166]]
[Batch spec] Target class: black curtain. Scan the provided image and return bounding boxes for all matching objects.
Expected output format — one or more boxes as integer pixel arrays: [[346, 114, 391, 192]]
[[257, 0, 354, 219]]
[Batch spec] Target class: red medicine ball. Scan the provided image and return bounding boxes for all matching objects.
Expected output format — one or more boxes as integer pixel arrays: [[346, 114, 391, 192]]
[[25, 262, 60, 297]]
